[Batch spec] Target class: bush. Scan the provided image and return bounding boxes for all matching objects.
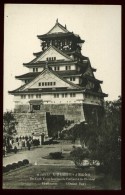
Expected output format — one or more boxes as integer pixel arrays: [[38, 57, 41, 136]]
[[22, 159, 29, 165], [5, 164, 12, 172], [17, 161, 24, 167], [3, 159, 30, 173], [49, 152, 62, 159], [70, 147, 89, 167], [11, 163, 18, 170]]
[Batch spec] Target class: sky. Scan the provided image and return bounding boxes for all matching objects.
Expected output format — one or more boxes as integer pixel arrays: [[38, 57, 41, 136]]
[[4, 4, 121, 112]]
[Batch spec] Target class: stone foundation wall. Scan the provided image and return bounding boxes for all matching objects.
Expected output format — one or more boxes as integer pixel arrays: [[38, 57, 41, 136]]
[[13, 103, 86, 137], [14, 112, 48, 137], [14, 104, 30, 113], [43, 103, 85, 122], [14, 103, 85, 122]]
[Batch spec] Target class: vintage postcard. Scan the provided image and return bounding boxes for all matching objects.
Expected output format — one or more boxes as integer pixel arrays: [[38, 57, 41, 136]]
[[3, 4, 121, 190]]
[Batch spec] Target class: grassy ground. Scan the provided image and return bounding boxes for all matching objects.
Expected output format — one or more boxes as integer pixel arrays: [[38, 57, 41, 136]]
[[3, 141, 121, 190]]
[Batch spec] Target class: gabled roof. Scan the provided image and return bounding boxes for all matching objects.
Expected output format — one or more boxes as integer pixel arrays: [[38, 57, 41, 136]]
[[9, 66, 83, 94], [47, 19, 69, 34], [24, 45, 73, 65], [37, 20, 84, 43]]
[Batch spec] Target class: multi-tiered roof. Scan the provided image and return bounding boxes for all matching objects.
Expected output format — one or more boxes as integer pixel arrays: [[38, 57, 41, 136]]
[[9, 19, 107, 99]]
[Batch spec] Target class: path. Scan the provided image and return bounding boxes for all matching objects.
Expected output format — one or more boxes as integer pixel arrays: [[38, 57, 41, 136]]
[[3, 142, 75, 166]]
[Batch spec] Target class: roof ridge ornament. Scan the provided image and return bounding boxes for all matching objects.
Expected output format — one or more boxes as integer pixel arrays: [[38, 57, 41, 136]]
[[56, 18, 58, 24]]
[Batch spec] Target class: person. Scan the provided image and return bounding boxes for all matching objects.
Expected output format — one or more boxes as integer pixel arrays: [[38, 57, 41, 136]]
[[14, 146, 17, 154], [27, 140, 31, 150], [3, 146, 5, 157]]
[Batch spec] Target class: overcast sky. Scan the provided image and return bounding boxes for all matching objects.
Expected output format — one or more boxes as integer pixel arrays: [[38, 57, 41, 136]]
[[4, 4, 121, 112]]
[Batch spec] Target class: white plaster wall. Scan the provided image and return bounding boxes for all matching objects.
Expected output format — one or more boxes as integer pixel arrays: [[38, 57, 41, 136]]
[[71, 65, 76, 70], [14, 93, 84, 105], [83, 95, 102, 105]]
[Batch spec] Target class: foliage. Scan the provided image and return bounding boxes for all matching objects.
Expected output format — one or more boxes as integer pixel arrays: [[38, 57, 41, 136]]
[[70, 146, 89, 167], [87, 97, 121, 179], [3, 111, 18, 148], [49, 152, 62, 159], [17, 161, 24, 167], [68, 96, 121, 179], [3, 111, 18, 135], [22, 159, 29, 165], [3, 159, 29, 173]]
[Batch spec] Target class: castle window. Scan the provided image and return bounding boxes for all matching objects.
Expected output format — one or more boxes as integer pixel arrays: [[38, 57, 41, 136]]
[[66, 66, 71, 70], [33, 68, 38, 72], [70, 77, 75, 81], [70, 93, 76, 97], [47, 57, 56, 61], [54, 94, 59, 98], [62, 93, 67, 98], [21, 95, 26, 99], [28, 94, 34, 99], [38, 82, 41, 86], [36, 94, 41, 98], [41, 82, 56, 86], [54, 66, 60, 71]]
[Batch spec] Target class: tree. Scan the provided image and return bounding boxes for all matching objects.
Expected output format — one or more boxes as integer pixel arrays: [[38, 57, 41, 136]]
[[68, 96, 121, 179], [88, 96, 121, 179], [3, 111, 18, 149]]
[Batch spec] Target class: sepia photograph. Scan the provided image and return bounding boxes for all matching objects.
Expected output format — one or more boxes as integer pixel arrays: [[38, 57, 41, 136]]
[[3, 4, 121, 190]]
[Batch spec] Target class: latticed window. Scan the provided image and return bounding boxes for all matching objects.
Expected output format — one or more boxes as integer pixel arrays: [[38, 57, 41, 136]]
[[36, 94, 41, 98], [54, 94, 59, 98], [54, 66, 60, 71], [62, 93, 68, 98], [66, 66, 71, 70], [21, 95, 26, 99], [70, 93, 76, 97], [70, 77, 75, 81]]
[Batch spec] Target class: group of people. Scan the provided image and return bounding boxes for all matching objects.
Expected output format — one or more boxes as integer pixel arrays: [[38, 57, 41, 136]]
[[3, 136, 34, 157]]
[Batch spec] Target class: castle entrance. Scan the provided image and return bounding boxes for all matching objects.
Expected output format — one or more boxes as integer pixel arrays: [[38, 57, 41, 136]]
[[29, 100, 43, 112]]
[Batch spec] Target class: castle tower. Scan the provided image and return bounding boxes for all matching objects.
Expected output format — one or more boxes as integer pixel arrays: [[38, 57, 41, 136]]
[[9, 20, 108, 136]]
